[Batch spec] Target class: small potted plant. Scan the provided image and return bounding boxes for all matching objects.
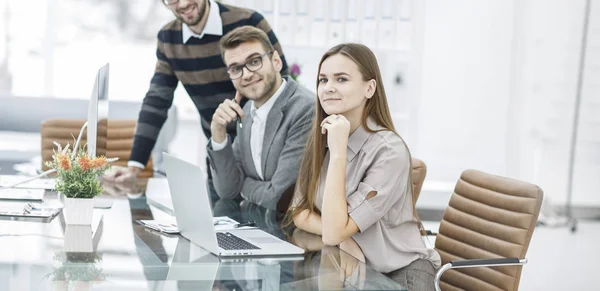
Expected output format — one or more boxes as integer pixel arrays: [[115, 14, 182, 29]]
[[45, 142, 117, 225]]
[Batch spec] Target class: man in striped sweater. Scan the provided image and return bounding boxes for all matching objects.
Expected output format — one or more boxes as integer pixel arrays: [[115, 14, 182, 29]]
[[104, 0, 288, 185]]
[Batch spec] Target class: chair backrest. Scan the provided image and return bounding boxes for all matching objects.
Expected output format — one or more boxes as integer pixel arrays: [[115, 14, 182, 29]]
[[41, 119, 153, 178], [434, 169, 543, 291], [411, 158, 427, 205]]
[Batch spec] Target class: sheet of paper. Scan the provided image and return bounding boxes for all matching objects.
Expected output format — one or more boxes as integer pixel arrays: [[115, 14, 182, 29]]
[[138, 216, 258, 234], [0, 175, 55, 190], [0, 202, 60, 217], [0, 188, 45, 200]]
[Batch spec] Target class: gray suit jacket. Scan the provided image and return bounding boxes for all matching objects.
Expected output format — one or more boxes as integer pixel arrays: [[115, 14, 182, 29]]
[[207, 77, 315, 210]]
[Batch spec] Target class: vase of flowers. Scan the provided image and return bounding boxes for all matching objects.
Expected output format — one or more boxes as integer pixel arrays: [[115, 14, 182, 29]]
[[45, 142, 116, 225]]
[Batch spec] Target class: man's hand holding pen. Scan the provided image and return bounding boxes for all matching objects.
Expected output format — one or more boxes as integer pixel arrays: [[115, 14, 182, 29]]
[[211, 91, 245, 144]]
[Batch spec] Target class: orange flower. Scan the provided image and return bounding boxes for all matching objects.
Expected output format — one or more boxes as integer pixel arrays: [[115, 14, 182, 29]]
[[78, 156, 93, 171], [91, 156, 108, 169], [56, 153, 71, 171]]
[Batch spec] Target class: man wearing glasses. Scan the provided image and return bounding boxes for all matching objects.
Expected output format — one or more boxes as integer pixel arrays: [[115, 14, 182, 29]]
[[207, 26, 314, 211], [104, 0, 289, 194]]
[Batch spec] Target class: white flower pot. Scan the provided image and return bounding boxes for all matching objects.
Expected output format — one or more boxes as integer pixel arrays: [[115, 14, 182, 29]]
[[63, 198, 94, 225], [63, 225, 94, 252]]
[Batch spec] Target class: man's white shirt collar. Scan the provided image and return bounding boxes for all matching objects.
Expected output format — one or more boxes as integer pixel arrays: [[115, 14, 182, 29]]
[[251, 79, 287, 121], [182, 0, 223, 43]]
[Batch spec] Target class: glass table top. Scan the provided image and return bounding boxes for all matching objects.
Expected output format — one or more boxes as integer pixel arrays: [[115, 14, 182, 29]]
[[0, 179, 407, 290]]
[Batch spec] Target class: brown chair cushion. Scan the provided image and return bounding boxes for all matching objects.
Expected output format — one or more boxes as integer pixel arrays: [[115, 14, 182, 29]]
[[434, 169, 543, 291], [41, 119, 153, 178]]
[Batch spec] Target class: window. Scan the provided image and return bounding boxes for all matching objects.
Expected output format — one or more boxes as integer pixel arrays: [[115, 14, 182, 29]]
[[0, 0, 176, 102]]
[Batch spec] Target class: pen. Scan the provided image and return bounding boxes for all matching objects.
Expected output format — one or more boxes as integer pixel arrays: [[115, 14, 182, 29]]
[[234, 221, 256, 228], [23, 202, 35, 214], [232, 95, 243, 129], [214, 219, 230, 226]]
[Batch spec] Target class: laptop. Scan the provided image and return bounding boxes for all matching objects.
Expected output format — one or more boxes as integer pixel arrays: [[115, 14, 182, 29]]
[[163, 152, 305, 257]]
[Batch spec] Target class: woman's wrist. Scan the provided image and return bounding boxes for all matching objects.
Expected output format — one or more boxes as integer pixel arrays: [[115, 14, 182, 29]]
[[329, 152, 347, 161]]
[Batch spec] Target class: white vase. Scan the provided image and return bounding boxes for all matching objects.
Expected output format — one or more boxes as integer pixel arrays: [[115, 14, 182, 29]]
[[63, 197, 94, 225], [63, 225, 94, 252]]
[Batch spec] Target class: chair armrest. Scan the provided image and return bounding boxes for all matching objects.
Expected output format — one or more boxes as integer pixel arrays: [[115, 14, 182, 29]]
[[434, 258, 527, 291], [425, 230, 437, 236], [450, 258, 526, 268]]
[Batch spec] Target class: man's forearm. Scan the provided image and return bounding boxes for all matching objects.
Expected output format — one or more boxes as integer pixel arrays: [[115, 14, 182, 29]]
[[211, 127, 227, 144], [240, 176, 292, 210]]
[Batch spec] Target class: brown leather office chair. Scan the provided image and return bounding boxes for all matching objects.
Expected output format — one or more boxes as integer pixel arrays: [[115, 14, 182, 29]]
[[41, 119, 153, 178], [411, 158, 427, 205], [434, 169, 543, 291]]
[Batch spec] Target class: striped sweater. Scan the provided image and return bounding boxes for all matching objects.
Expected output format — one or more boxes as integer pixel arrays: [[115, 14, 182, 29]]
[[130, 2, 289, 166]]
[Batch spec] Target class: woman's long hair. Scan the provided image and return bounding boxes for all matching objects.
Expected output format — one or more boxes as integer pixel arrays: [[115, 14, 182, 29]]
[[285, 43, 423, 232]]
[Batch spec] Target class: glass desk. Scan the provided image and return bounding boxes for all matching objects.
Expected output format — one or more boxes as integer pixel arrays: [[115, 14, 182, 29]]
[[0, 180, 407, 290]]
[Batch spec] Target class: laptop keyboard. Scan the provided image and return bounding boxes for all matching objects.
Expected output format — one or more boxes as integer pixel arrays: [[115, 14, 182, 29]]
[[217, 232, 261, 250]]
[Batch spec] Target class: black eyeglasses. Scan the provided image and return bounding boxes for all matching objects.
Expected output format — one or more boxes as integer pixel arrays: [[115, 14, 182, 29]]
[[226, 51, 273, 80], [162, 0, 179, 5]]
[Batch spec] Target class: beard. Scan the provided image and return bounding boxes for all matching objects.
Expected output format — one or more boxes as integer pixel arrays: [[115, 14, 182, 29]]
[[174, 1, 207, 26], [238, 70, 278, 102]]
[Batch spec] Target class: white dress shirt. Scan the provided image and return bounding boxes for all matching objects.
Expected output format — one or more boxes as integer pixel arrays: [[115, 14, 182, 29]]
[[128, 0, 223, 170], [212, 79, 287, 180], [181, 0, 223, 43]]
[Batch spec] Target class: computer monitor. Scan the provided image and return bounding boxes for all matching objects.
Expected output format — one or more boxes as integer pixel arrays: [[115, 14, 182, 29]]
[[87, 63, 109, 158], [0, 63, 111, 191]]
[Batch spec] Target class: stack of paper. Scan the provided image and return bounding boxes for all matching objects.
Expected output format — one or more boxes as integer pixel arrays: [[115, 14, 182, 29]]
[[0, 175, 56, 190], [0, 188, 45, 200], [137, 216, 257, 234], [0, 202, 61, 218]]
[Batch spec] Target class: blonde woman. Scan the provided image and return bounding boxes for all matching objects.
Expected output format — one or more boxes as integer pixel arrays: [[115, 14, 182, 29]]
[[287, 43, 440, 291]]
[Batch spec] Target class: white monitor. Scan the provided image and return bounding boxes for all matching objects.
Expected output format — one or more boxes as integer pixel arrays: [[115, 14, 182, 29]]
[[87, 63, 110, 158], [0, 63, 111, 192]]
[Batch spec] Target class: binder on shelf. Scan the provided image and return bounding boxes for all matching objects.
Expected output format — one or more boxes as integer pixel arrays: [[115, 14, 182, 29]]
[[378, 0, 396, 48], [277, 0, 294, 45], [328, 0, 345, 46], [345, 0, 360, 43], [361, 1, 378, 45], [293, 1, 310, 45], [310, 0, 327, 46]]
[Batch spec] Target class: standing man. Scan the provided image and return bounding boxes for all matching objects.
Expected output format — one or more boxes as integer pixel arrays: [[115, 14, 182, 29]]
[[104, 0, 289, 187], [208, 26, 314, 210]]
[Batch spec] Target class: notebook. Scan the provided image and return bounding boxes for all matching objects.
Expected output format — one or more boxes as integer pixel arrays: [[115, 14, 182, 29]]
[[0, 202, 61, 218], [0, 188, 45, 200], [0, 175, 56, 190]]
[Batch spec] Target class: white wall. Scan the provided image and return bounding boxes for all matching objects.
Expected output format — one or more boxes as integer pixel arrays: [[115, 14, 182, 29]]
[[512, 0, 600, 206], [416, 0, 516, 182], [416, 0, 600, 208]]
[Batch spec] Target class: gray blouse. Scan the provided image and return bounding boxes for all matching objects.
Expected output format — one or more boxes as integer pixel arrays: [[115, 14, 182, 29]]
[[295, 117, 441, 273]]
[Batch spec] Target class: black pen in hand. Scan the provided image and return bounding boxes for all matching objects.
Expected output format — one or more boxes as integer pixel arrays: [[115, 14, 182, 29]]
[[232, 92, 243, 129], [234, 221, 256, 228]]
